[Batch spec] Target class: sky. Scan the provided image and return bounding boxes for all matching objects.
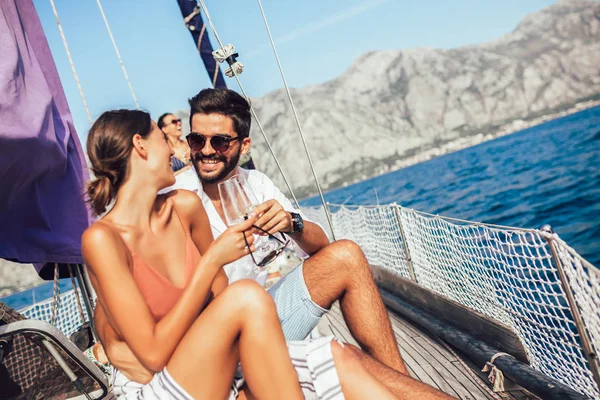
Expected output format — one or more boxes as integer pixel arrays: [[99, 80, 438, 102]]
[[32, 0, 557, 143]]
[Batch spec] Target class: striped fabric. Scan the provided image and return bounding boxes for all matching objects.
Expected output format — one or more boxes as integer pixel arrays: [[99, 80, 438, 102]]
[[268, 263, 328, 341], [287, 336, 345, 400], [110, 337, 343, 399], [111, 367, 237, 400]]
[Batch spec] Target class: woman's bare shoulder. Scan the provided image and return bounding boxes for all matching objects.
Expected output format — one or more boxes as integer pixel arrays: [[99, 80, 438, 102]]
[[160, 190, 209, 235], [83, 219, 124, 245], [163, 189, 205, 215], [81, 220, 129, 272]]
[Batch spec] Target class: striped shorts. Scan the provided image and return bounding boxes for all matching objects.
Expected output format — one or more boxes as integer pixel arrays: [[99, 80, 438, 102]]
[[110, 336, 343, 399], [287, 336, 345, 400], [111, 367, 237, 400], [268, 262, 328, 341]]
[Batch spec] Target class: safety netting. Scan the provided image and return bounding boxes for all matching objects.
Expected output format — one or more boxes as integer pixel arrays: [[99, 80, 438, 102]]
[[19, 289, 89, 338], [302, 203, 600, 398]]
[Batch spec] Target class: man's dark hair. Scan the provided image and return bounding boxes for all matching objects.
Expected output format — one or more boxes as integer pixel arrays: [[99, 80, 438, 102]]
[[157, 113, 173, 129], [188, 89, 251, 138]]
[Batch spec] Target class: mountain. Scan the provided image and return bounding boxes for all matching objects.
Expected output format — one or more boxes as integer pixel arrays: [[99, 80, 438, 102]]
[[246, 0, 600, 198], [0, 259, 42, 297]]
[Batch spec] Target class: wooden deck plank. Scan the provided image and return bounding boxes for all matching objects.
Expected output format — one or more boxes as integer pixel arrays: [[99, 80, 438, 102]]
[[398, 348, 443, 389], [451, 352, 540, 400], [386, 309, 511, 399], [326, 305, 487, 399], [317, 302, 531, 400], [324, 305, 457, 392], [327, 320, 353, 344], [419, 364, 462, 398], [388, 312, 430, 339], [431, 361, 494, 400], [404, 361, 418, 381], [395, 333, 486, 399], [406, 335, 496, 399], [327, 304, 443, 372], [320, 309, 359, 346], [413, 336, 457, 363]]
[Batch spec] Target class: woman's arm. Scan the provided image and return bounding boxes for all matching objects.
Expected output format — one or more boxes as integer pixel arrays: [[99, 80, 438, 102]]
[[83, 200, 256, 372], [95, 305, 154, 383], [173, 189, 229, 298]]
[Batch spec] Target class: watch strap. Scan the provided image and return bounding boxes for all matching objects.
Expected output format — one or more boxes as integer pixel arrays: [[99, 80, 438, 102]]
[[288, 212, 304, 234]]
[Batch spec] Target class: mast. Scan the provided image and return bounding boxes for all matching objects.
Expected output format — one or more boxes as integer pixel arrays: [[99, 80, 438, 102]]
[[175, 1, 256, 169], [175, 0, 227, 89]]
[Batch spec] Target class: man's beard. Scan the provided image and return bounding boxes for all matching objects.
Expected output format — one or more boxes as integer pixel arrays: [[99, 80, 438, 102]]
[[192, 150, 241, 184]]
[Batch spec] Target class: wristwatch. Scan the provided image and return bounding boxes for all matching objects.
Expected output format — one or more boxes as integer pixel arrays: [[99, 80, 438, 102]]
[[287, 212, 304, 234]]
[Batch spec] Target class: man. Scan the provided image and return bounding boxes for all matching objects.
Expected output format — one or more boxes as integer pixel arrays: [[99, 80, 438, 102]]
[[177, 88, 414, 378]]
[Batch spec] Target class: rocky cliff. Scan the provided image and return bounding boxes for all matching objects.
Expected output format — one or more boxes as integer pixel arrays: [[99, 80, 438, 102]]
[[246, 0, 600, 197]]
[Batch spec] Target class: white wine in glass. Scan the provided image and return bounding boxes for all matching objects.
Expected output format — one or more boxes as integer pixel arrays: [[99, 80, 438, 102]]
[[218, 175, 289, 271], [218, 175, 257, 225]]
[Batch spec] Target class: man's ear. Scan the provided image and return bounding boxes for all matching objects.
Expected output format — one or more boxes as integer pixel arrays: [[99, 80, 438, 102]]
[[240, 137, 252, 155], [132, 133, 148, 159]]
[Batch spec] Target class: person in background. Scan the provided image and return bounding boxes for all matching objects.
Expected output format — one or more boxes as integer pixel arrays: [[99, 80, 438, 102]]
[[158, 112, 190, 173]]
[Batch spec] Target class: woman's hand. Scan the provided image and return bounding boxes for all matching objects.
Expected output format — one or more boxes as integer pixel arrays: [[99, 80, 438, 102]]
[[205, 213, 258, 267]]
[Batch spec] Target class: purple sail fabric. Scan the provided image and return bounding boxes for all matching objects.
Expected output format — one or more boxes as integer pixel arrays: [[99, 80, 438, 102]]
[[0, 0, 92, 277]]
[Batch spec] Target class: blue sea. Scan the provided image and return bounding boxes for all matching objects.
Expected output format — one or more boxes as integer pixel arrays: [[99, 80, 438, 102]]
[[302, 106, 600, 267], [3, 106, 599, 311]]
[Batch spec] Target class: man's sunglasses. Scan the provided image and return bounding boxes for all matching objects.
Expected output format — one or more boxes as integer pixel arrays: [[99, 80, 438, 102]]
[[243, 224, 290, 267], [186, 133, 241, 153], [167, 119, 181, 125]]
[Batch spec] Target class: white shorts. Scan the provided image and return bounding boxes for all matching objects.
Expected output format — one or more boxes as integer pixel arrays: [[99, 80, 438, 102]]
[[287, 336, 345, 400], [111, 336, 343, 400], [111, 367, 237, 400]]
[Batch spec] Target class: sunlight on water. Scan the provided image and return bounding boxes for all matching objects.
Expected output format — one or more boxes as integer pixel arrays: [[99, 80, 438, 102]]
[[303, 106, 600, 267]]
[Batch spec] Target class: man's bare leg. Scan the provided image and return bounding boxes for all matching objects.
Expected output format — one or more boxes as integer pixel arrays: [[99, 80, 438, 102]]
[[302, 239, 408, 374]]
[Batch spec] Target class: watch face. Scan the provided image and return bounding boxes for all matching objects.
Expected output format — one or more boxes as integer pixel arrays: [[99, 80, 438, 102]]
[[296, 215, 304, 231], [293, 212, 304, 232]]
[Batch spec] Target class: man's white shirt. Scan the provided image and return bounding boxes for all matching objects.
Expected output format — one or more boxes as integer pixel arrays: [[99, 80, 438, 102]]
[[165, 167, 323, 286]]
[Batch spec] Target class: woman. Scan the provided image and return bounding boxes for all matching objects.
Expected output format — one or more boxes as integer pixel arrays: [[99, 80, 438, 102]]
[[158, 112, 190, 172], [83, 109, 399, 399]]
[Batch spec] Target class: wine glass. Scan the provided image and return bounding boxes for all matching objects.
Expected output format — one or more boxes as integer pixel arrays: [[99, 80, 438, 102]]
[[218, 175, 257, 225], [218, 175, 289, 272]]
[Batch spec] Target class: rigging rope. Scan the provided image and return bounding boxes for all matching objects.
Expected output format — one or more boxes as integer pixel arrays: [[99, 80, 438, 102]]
[[182, 5, 220, 88], [196, 0, 300, 209], [95, 0, 140, 109], [48, 0, 93, 125], [255, 0, 336, 240]]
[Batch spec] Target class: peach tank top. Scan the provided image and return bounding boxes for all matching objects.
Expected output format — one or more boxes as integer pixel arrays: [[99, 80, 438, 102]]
[[130, 234, 201, 320]]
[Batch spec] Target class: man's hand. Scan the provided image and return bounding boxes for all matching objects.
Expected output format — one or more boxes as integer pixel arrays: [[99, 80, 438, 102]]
[[253, 199, 293, 235]]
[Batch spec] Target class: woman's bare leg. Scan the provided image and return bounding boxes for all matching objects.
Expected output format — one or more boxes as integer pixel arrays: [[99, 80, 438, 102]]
[[333, 342, 453, 400], [344, 344, 454, 399], [331, 341, 398, 399], [166, 280, 303, 400]]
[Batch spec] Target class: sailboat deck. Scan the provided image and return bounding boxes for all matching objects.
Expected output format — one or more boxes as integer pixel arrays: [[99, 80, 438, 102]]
[[317, 302, 539, 400]]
